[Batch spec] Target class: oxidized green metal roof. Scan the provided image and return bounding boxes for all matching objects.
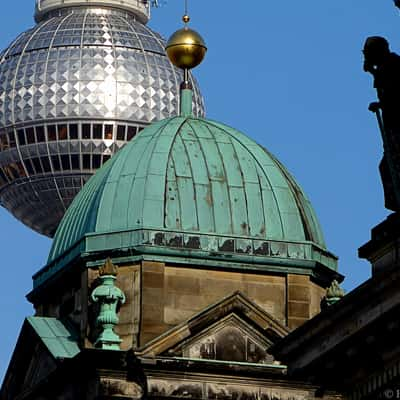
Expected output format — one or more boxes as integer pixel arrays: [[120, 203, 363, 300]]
[[39, 116, 336, 287], [27, 317, 80, 359]]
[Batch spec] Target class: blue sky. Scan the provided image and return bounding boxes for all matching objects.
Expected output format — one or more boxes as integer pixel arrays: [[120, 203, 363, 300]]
[[0, 0, 398, 382]]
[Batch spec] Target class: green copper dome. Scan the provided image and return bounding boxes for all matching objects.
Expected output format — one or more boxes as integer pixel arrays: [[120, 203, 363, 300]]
[[36, 116, 337, 288]]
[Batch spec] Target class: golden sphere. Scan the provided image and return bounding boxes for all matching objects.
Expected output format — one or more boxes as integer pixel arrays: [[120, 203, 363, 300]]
[[182, 14, 190, 23], [165, 27, 207, 70]]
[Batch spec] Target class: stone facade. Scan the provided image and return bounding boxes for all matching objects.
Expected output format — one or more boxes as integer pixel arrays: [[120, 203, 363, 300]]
[[2, 255, 339, 400], [28, 258, 328, 350], [112, 262, 326, 346], [270, 220, 400, 400]]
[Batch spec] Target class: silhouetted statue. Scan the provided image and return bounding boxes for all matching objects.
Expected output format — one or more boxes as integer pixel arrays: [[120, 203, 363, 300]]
[[364, 36, 400, 211]]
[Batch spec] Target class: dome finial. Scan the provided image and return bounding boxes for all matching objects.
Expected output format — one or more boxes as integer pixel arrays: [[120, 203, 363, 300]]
[[182, 0, 190, 24], [165, 0, 207, 73], [165, 0, 207, 116]]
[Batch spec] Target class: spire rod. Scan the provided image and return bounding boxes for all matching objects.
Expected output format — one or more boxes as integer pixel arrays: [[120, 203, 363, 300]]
[[165, 3, 207, 116], [183, 0, 190, 25]]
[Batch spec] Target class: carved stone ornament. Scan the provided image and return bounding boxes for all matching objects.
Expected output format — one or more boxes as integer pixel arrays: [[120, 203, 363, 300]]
[[148, 379, 322, 400], [100, 378, 144, 399]]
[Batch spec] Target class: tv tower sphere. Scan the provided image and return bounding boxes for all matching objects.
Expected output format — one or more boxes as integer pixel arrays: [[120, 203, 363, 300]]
[[0, 0, 205, 237]]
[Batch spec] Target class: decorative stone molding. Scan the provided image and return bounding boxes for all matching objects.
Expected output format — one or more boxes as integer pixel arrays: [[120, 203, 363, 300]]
[[148, 378, 339, 400], [100, 378, 144, 399]]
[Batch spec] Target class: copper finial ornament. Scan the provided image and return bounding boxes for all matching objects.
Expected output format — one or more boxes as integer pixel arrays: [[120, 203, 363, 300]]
[[99, 258, 118, 276]]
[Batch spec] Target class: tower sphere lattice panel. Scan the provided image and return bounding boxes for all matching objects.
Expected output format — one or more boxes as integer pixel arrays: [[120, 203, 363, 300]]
[[0, 6, 205, 237], [35, 0, 151, 23]]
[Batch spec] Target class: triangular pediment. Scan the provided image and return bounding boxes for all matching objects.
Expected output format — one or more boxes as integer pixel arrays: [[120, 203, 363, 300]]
[[0, 318, 80, 400], [167, 313, 277, 363], [137, 291, 289, 364]]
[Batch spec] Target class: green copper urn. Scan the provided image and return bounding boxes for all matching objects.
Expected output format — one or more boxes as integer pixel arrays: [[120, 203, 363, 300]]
[[91, 259, 126, 350]]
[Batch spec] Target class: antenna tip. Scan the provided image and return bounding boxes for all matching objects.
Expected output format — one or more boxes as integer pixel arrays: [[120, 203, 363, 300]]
[[183, 14, 191, 24]]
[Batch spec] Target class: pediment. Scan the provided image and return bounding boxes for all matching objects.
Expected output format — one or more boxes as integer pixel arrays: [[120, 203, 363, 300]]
[[137, 291, 289, 364], [0, 317, 80, 399], [1, 322, 56, 399], [21, 342, 58, 394], [168, 313, 276, 363]]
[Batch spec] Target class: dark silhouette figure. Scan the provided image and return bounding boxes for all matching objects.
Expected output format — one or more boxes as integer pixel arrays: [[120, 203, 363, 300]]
[[395, 0, 400, 10], [363, 36, 400, 211]]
